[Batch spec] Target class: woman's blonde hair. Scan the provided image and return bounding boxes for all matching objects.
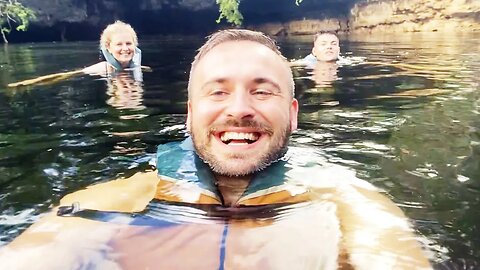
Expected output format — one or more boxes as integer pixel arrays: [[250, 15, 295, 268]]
[[100, 21, 138, 49]]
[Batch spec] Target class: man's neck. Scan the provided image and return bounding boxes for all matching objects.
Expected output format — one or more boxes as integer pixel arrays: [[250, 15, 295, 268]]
[[214, 174, 252, 207]]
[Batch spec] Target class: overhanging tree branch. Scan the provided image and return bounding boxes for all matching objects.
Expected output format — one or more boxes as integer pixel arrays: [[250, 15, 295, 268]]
[[215, 0, 304, 26], [0, 0, 36, 43]]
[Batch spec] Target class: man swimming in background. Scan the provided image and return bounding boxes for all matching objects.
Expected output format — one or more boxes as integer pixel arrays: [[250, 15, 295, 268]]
[[291, 31, 344, 87], [292, 31, 341, 67], [0, 29, 432, 270]]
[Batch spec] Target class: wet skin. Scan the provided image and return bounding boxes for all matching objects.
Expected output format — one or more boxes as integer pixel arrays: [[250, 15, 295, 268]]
[[312, 34, 340, 62], [187, 40, 298, 178], [107, 32, 136, 67]]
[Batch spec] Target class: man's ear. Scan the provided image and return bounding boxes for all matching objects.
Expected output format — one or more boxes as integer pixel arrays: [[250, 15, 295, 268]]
[[290, 98, 299, 132], [186, 100, 192, 132]]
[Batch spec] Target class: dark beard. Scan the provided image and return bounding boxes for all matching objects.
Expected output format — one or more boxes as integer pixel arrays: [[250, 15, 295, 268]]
[[191, 119, 291, 177]]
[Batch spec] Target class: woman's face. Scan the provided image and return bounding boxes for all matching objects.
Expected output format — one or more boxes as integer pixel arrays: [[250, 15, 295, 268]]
[[107, 32, 136, 67]]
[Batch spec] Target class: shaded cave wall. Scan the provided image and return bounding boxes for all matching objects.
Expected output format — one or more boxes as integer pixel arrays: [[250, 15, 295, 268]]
[[11, 0, 222, 42]]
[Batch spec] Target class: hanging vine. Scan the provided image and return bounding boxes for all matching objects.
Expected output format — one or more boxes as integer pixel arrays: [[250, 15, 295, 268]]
[[216, 0, 305, 26], [0, 0, 36, 43], [216, 0, 243, 26]]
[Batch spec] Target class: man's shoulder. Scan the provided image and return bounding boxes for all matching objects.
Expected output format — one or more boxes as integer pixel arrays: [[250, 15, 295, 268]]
[[290, 54, 317, 67], [303, 54, 317, 62]]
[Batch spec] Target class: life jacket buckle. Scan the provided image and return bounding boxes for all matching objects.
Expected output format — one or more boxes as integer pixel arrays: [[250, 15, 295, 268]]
[[57, 202, 81, 216]]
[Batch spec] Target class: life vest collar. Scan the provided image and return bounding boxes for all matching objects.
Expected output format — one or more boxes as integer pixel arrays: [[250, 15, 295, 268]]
[[156, 138, 291, 199], [101, 46, 142, 71]]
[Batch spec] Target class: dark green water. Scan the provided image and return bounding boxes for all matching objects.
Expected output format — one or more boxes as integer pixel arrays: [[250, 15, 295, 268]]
[[0, 32, 479, 264]]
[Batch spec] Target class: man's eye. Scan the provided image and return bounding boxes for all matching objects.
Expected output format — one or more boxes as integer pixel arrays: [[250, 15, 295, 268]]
[[211, 89, 227, 95], [209, 89, 229, 99], [252, 89, 273, 97]]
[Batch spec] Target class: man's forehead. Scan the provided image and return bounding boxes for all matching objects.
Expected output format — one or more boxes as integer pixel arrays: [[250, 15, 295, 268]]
[[190, 40, 293, 96], [193, 40, 288, 77], [201, 40, 280, 61]]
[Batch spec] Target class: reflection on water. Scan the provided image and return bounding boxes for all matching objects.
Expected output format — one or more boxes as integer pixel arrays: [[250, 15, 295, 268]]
[[106, 71, 147, 119], [284, 32, 480, 265], [0, 33, 479, 265], [311, 61, 339, 87]]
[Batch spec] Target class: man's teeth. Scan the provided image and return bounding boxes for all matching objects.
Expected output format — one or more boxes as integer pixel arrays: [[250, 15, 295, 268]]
[[220, 132, 259, 143]]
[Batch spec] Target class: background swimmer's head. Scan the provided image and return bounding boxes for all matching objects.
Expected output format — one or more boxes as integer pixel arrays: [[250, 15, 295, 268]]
[[312, 31, 340, 62], [188, 29, 294, 99]]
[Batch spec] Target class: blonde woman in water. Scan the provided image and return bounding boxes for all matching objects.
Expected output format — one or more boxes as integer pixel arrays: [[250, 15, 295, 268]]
[[83, 20, 142, 78], [8, 20, 143, 87]]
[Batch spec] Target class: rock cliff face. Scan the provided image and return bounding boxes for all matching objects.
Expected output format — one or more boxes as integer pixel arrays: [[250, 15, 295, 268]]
[[350, 0, 480, 33], [11, 0, 480, 42], [255, 19, 350, 37], [255, 0, 479, 36]]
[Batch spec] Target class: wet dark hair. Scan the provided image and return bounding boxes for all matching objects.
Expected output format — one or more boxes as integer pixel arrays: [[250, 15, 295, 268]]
[[314, 31, 338, 43]]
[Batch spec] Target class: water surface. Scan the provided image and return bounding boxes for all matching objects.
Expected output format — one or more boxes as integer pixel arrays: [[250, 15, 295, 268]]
[[0, 32, 479, 264]]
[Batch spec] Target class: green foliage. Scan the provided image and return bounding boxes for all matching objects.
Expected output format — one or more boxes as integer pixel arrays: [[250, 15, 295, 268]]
[[216, 0, 243, 26], [0, 0, 36, 43], [215, 0, 304, 26]]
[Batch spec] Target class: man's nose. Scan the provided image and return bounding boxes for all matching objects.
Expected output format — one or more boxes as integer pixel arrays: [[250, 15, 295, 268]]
[[225, 90, 255, 119]]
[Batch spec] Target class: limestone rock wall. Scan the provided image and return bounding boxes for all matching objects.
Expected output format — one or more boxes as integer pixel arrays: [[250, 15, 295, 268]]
[[255, 19, 349, 37], [256, 0, 479, 36], [350, 0, 480, 32]]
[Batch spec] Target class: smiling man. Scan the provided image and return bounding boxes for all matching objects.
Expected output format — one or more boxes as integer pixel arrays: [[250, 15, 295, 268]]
[[0, 29, 432, 270], [186, 30, 298, 205]]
